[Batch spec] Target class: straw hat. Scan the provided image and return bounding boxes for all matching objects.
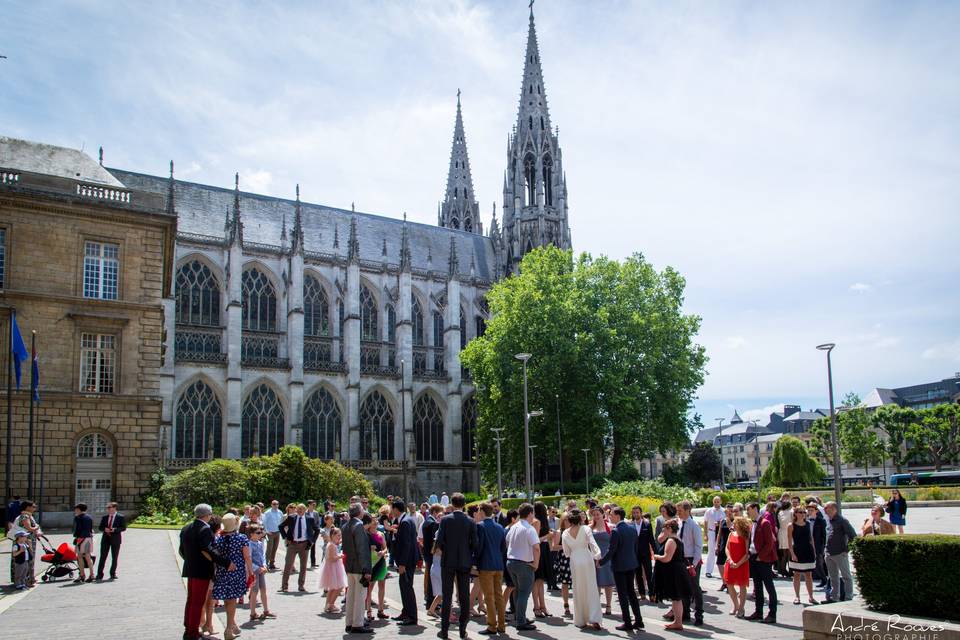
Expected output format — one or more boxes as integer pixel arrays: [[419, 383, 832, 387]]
[[221, 513, 239, 533]]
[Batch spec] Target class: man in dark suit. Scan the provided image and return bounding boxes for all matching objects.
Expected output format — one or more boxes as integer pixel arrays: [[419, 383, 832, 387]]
[[435, 493, 478, 639], [96, 501, 127, 581], [390, 499, 419, 625], [180, 504, 232, 640], [600, 507, 644, 631], [279, 502, 317, 592], [491, 499, 509, 528], [420, 503, 443, 610], [630, 506, 655, 599]]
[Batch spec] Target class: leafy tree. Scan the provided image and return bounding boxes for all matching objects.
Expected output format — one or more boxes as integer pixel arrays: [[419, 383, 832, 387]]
[[461, 247, 706, 482], [908, 404, 960, 471], [684, 441, 723, 486], [871, 405, 918, 474], [761, 436, 825, 487], [661, 463, 690, 486], [809, 416, 834, 463], [837, 404, 885, 476]]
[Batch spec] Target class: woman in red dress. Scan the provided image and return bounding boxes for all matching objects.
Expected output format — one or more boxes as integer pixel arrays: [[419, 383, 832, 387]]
[[723, 516, 752, 618]]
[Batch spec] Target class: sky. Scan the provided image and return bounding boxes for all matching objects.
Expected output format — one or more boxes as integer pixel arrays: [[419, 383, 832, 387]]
[[2, 1, 959, 430]]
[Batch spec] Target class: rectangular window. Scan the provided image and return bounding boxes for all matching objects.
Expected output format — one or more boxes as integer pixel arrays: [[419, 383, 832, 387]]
[[95, 479, 111, 490], [80, 333, 116, 393], [0, 227, 6, 289], [83, 241, 119, 300], [77, 479, 93, 490]]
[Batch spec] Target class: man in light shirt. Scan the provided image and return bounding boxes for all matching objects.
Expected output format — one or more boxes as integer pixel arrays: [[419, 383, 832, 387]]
[[440, 492, 450, 507], [262, 499, 283, 570], [504, 503, 540, 631], [702, 495, 725, 577], [675, 500, 703, 626]]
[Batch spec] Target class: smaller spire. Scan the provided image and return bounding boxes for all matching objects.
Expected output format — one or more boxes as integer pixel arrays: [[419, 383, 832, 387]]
[[400, 215, 412, 271], [98, 146, 103, 166], [382, 237, 387, 257], [230, 172, 244, 244], [333, 223, 340, 249], [348, 216, 360, 261], [280, 211, 288, 250], [292, 184, 305, 253], [448, 236, 459, 276], [166, 160, 175, 216], [351, 202, 355, 212]]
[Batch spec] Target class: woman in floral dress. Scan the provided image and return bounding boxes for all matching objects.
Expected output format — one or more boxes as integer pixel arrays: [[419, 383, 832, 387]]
[[212, 513, 253, 640]]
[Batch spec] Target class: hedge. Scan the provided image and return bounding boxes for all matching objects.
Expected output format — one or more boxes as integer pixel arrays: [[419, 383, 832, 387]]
[[851, 534, 960, 620]]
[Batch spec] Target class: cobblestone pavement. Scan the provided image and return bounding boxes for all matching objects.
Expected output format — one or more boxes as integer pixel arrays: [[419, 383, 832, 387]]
[[1, 506, 956, 640]]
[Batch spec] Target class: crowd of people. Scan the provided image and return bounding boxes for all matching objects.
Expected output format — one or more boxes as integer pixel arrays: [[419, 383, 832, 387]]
[[175, 488, 909, 640]]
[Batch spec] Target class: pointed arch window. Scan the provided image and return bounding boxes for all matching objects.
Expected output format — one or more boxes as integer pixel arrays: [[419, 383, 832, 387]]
[[464, 217, 472, 233], [543, 154, 554, 207], [523, 154, 536, 206], [461, 395, 477, 462], [241, 384, 284, 458], [176, 261, 221, 326], [360, 391, 394, 460], [302, 387, 341, 460], [414, 394, 444, 462], [475, 316, 486, 338], [304, 275, 330, 336], [386, 304, 397, 344], [360, 285, 378, 341], [528, 115, 533, 131], [174, 380, 222, 459], [432, 311, 443, 348], [242, 269, 277, 331], [450, 217, 459, 230], [459, 307, 467, 351], [411, 295, 424, 346]]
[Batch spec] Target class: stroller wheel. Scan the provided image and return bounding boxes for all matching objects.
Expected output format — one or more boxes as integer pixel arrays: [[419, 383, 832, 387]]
[[42, 575, 49, 582]]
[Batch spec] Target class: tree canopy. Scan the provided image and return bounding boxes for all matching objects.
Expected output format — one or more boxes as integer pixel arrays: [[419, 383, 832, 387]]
[[685, 441, 723, 486], [761, 435, 825, 487], [460, 247, 706, 483]]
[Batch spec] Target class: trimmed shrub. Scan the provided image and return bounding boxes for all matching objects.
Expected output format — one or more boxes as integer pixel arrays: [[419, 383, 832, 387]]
[[851, 534, 960, 620], [163, 458, 251, 508], [597, 479, 697, 506]]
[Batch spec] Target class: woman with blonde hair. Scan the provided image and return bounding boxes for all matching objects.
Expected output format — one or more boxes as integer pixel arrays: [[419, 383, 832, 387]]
[[723, 516, 751, 617]]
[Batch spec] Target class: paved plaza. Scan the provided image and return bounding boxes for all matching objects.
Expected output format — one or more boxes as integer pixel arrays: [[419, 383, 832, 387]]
[[1, 507, 957, 640]]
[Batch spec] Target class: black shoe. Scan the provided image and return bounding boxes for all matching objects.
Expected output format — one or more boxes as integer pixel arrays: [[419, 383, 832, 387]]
[[615, 623, 632, 631], [745, 611, 763, 621], [352, 628, 374, 634], [392, 615, 406, 621], [517, 624, 537, 631], [95, 576, 103, 582], [823, 598, 837, 604], [459, 631, 467, 639], [398, 620, 417, 627], [346, 627, 354, 633], [110, 574, 117, 580], [762, 614, 777, 624], [693, 618, 703, 627], [437, 632, 449, 640], [634, 620, 644, 629], [479, 630, 497, 635]]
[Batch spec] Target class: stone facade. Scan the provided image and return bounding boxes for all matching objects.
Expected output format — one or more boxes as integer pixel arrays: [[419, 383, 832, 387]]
[[0, 145, 175, 524]]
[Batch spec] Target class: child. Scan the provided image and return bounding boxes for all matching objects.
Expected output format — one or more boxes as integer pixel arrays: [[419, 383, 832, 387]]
[[246, 525, 276, 621], [72, 503, 95, 583], [11, 531, 31, 589], [318, 527, 348, 614]]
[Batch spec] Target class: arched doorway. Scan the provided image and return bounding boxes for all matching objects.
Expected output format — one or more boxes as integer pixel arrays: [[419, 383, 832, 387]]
[[75, 432, 113, 513]]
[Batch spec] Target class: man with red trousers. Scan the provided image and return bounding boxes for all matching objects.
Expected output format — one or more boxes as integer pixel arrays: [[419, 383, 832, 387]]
[[179, 504, 233, 640]]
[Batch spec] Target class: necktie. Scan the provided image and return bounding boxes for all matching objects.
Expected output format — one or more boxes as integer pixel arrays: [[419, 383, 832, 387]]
[[108, 514, 114, 531], [296, 516, 304, 540]]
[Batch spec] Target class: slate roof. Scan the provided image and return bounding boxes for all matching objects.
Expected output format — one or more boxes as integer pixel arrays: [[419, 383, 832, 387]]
[[1, 136, 123, 187], [754, 433, 783, 444], [783, 410, 826, 422], [861, 388, 898, 409], [693, 426, 721, 444], [108, 169, 497, 282]]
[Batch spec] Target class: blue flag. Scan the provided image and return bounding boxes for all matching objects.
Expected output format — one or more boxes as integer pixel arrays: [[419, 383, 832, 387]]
[[30, 345, 40, 403], [10, 311, 28, 390]]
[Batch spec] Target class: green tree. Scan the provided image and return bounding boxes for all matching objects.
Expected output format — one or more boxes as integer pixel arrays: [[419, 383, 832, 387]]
[[871, 405, 918, 474], [761, 436, 825, 487], [908, 404, 960, 471], [809, 416, 834, 463], [836, 404, 885, 476], [684, 441, 723, 487], [461, 247, 706, 482]]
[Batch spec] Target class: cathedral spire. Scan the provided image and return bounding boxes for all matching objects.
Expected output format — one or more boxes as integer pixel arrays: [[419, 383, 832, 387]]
[[515, 3, 552, 144], [400, 213, 412, 272], [438, 90, 481, 234], [347, 216, 359, 262], [166, 160, 175, 216], [228, 172, 244, 244]]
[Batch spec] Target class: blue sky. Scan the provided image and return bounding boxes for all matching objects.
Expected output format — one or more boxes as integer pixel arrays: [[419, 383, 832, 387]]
[[2, 1, 958, 429]]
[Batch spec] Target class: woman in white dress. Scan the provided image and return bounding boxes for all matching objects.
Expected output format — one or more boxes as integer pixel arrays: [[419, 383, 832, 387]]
[[561, 509, 603, 630]]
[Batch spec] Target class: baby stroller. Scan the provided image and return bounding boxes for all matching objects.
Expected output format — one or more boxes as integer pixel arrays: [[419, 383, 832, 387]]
[[39, 537, 79, 582]]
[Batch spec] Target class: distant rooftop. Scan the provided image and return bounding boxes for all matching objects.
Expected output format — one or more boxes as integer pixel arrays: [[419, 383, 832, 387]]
[[0, 136, 124, 187]]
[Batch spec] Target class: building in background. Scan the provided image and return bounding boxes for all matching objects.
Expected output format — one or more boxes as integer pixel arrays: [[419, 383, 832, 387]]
[[0, 137, 175, 525], [862, 374, 960, 410]]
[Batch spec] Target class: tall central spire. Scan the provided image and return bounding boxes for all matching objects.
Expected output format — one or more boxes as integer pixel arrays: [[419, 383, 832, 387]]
[[438, 90, 482, 234], [515, 5, 552, 146]]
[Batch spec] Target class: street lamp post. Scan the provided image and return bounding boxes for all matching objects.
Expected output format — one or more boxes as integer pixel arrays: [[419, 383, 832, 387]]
[[582, 448, 591, 495], [555, 394, 563, 495], [529, 444, 538, 497], [515, 353, 533, 497], [492, 428, 504, 499], [817, 343, 843, 509], [715, 417, 725, 489]]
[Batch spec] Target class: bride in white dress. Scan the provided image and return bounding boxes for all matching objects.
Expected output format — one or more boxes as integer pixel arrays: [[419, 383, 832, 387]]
[[561, 510, 603, 629]]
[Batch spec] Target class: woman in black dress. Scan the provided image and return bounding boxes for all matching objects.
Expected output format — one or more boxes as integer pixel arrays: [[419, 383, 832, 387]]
[[653, 519, 690, 631], [787, 507, 817, 605], [532, 501, 555, 618], [716, 505, 734, 593]]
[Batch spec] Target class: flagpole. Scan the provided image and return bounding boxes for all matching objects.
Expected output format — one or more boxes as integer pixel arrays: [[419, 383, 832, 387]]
[[27, 330, 35, 498], [5, 308, 14, 510]]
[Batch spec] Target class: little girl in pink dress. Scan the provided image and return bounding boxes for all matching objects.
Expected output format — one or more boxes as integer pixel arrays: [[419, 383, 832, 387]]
[[319, 527, 349, 613]]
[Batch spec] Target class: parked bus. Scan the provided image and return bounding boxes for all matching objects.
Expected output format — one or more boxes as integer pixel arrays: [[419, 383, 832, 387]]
[[889, 470, 960, 486]]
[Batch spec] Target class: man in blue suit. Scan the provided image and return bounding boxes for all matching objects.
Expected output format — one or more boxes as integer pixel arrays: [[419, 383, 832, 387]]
[[391, 499, 419, 625], [600, 507, 644, 630]]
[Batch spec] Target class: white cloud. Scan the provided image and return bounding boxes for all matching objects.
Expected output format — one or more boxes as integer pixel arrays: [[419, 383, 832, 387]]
[[922, 340, 960, 362], [242, 170, 273, 194], [850, 282, 873, 293], [740, 404, 785, 425], [724, 336, 747, 350]]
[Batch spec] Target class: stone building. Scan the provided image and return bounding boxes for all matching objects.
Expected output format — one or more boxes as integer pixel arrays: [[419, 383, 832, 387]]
[[0, 137, 175, 525], [18, 6, 565, 502]]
